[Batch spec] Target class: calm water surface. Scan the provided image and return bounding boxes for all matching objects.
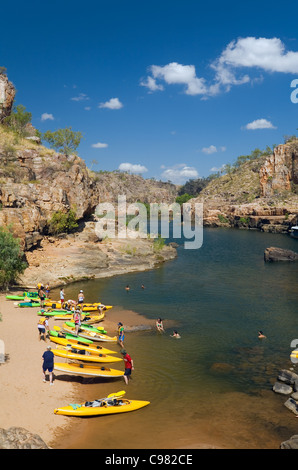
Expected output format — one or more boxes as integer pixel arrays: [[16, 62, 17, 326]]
[[53, 228, 298, 449]]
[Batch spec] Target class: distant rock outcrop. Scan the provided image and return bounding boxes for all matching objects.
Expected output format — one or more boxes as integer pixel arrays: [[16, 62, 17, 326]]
[[260, 142, 298, 197], [264, 247, 298, 262], [0, 73, 15, 123], [189, 141, 298, 234]]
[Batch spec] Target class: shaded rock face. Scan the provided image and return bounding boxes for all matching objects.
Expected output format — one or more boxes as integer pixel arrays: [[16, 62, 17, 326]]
[[0, 149, 99, 250], [0, 74, 15, 123], [260, 143, 298, 197]]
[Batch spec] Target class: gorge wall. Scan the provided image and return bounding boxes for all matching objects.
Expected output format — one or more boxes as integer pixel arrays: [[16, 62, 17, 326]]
[[0, 73, 15, 123], [191, 141, 298, 233]]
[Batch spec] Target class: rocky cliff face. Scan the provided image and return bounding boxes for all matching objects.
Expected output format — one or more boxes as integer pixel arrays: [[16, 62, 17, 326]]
[[260, 141, 298, 197], [0, 74, 15, 123], [190, 141, 298, 233], [0, 127, 178, 251]]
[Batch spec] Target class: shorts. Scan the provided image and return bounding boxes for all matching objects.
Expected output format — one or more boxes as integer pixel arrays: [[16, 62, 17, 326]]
[[118, 334, 124, 341], [38, 326, 46, 333], [124, 368, 132, 377], [43, 365, 53, 373]]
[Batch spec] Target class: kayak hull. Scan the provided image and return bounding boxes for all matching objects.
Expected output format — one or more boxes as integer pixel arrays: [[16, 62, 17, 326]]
[[49, 329, 93, 344], [53, 362, 124, 378], [54, 399, 150, 416], [52, 347, 122, 363], [61, 326, 117, 343], [49, 336, 116, 355]]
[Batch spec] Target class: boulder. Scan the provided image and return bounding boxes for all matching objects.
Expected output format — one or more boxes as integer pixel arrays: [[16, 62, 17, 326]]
[[277, 369, 298, 384], [273, 382, 293, 395], [264, 247, 298, 262], [280, 435, 298, 449], [0, 427, 49, 449]]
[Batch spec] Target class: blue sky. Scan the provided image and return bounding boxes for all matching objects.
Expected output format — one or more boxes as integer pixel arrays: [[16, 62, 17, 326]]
[[1, 0, 298, 184]]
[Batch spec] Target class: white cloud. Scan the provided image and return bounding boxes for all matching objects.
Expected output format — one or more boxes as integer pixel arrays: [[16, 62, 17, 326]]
[[92, 142, 108, 148], [210, 165, 225, 172], [99, 98, 123, 109], [118, 162, 148, 174], [142, 62, 207, 96], [161, 164, 199, 184], [71, 93, 90, 101], [244, 118, 277, 130], [202, 145, 217, 154], [141, 37, 298, 97], [201, 145, 226, 154], [41, 113, 54, 121], [84, 106, 91, 111], [140, 76, 164, 92]]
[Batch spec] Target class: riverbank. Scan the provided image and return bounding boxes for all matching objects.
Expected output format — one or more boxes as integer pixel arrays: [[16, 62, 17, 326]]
[[0, 293, 155, 448], [18, 227, 177, 289]]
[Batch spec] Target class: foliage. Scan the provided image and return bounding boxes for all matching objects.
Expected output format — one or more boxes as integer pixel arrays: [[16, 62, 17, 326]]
[[43, 127, 83, 155], [3, 104, 32, 137], [0, 66, 7, 76], [178, 174, 219, 197], [0, 226, 27, 289], [175, 193, 193, 204], [48, 209, 78, 235], [153, 234, 166, 251]]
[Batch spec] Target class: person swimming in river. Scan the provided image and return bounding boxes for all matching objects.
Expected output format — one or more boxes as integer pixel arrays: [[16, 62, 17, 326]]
[[171, 330, 181, 339], [125, 285, 130, 292], [258, 331, 266, 339], [156, 318, 164, 333]]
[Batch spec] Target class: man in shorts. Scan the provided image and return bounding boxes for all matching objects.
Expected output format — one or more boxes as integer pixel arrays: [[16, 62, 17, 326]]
[[42, 346, 54, 385], [120, 349, 134, 385]]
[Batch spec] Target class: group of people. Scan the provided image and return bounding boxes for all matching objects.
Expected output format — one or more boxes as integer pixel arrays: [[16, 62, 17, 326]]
[[155, 318, 181, 338]]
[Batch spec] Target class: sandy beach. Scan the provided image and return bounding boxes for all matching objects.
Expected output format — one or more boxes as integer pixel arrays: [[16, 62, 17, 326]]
[[0, 292, 154, 448]]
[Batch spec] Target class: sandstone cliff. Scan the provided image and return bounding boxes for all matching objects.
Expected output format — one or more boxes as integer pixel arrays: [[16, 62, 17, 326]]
[[0, 73, 15, 123], [190, 141, 298, 233]]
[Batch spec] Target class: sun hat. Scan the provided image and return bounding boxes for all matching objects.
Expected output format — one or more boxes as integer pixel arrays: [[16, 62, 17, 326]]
[[80, 290, 83, 292]]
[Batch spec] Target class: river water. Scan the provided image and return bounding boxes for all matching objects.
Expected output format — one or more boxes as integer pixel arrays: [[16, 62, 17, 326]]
[[53, 228, 298, 449]]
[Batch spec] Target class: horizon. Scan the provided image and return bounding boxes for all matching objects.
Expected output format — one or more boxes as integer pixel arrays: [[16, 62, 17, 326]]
[[1, 0, 298, 184]]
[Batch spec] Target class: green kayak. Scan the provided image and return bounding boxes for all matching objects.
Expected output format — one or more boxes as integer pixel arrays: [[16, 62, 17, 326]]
[[49, 329, 93, 344], [65, 321, 107, 334]]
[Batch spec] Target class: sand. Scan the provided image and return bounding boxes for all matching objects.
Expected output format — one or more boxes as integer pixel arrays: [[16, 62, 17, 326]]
[[0, 292, 154, 448]]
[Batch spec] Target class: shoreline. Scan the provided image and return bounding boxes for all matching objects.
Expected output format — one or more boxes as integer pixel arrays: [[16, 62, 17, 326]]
[[0, 293, 155, 448]]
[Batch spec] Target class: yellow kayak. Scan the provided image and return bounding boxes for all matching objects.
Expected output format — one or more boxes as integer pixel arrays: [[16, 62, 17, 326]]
[[54, 391, 150, 416], [44, 300, 113, 312], [53, 313, 105, 323], [54, 362, 124, 378], [52, 347, 122, 363], [61, 325, 117, 343], [49, 335, 117, 355]]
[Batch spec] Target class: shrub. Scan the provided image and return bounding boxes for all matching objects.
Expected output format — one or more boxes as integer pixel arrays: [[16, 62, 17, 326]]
[[48, 209, 78, 235], [43, 127, 83, 155], [0, 227, 27, 289], [3, 104, 32, 137]]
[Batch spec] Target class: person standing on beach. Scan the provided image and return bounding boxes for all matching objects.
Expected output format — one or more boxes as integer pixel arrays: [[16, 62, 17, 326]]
[[117, 322, 125, 348], [38, 286, 46, 309], [74, 309, 81, 335], [120, 349, 134, 385], [45, 284, 50, 298], [42, 346, 54, 385], [60, 288, 65, 306], [78, 290, 85, 305], [38, 317, 47, 341]]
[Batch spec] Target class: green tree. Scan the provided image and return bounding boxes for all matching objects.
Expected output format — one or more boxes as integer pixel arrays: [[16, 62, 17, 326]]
[[0, 227, 27, 289], [43, 127, 83, 155], [175, 193, 193, 205], [48, 209, 78, 235], [4, 104, 32, 137]]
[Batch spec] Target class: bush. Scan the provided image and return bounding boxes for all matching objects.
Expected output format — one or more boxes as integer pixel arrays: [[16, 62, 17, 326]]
[[175, 193, 193, 205], [43, 127, 82, 155], [0, 227, 27, 288], [48, 209, 78, 235], [3, 104, 32, 137]]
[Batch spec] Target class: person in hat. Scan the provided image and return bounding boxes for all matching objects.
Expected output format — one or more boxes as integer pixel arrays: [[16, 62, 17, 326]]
[[117, 322, 125, 348], [120, 349, 134, 385], [78, 290, 85, 305], [42, 346, 54, 385]]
